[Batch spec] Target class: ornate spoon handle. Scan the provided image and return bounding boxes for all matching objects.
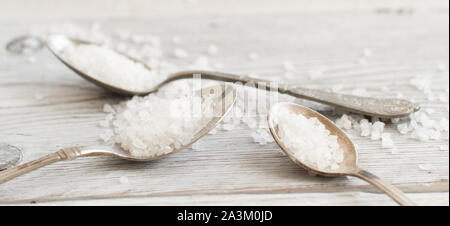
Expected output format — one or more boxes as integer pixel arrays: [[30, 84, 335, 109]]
[[169, 71, 420, 118], [284, 86, 419, 118], [0, 147, 82, 184]]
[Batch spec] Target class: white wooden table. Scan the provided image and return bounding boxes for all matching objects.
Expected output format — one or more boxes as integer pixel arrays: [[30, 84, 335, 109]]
[[0, 0, 448, 206]]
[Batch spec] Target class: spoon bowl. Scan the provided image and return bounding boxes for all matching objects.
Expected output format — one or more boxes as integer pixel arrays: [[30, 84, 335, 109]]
[[0, 84, 237, 184], [47, 36, 151, 95], [268, 102, 359, 176], [268, 102, 416, 206], [45, 35, 419, 118]]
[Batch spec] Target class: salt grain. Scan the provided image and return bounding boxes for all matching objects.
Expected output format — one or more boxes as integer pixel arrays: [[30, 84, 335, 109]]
[[273, 107, 344, 170], [104, 91, 216, 158], [49, 35, 166, 92], [360, 119, 372, 137], [371, 121, 385, 140], [381, 133, 394, 148], [336, 114, 352, 130], [397, 122, 409, 134]]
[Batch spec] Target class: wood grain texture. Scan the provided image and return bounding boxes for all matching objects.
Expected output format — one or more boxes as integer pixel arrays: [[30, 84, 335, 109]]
[[0, 0, 448, 205], [4, 192, 449, 206]]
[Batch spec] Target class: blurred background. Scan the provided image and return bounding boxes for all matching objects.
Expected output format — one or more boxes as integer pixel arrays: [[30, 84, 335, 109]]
[[1, 0, 448, 20]]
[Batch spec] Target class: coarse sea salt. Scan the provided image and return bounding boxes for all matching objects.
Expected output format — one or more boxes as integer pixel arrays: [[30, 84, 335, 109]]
[[336, 114, 352, 130], [273, 107, 344, 170], [29, 23, 448, 152], [48, 35, 167, 93], [102, 91, 216, 158], [371, 121, 385, 140], [381, 133, 394, 148]]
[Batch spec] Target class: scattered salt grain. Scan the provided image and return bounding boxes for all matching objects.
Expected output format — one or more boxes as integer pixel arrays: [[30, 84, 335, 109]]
[[397, 122, 409, 134], [391, 117, 401, 124], [371, 121, 385, 140], [336, 114, 352, 130], [381, 133, 394, 148], [273, 107, 344, 170], [360, 119, 372, 137]]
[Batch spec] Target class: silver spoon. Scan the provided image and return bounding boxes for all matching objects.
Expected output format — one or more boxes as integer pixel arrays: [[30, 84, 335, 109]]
[[45, 36, 419, 118], [267, 102, 416, 206], [0, 84, 237, 184]]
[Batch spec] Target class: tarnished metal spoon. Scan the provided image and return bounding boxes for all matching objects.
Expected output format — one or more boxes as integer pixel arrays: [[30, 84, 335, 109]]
[[44, 35, 419, 118], [267, 102, 416, 206], [0, 84, 237, 184]]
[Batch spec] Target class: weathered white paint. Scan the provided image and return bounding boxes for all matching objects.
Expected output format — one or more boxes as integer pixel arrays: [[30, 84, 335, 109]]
[[0, 0, 448, 205]]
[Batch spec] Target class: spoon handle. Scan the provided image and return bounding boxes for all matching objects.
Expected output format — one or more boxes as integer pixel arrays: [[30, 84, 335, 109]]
[[284, 87, 419, 118], [352, 169, 416, 206], [174, 71, 420, 118], [0, 147, 82, 185]]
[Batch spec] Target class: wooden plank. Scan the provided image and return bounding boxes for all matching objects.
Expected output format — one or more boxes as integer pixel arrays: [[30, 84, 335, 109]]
[[0, 5, 448, 205], [5, 192, 448, 206]]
